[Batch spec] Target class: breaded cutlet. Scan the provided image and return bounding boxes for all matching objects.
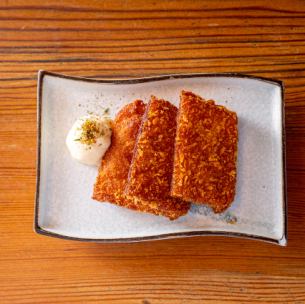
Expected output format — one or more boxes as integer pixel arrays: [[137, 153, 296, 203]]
[[126, 96, 180, 201], [92, 99, 190, 220], [171, 91, 238, 213]]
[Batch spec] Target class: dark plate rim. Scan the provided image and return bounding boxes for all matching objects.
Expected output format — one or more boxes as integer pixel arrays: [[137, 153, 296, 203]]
[[35, 70, 287, 246]]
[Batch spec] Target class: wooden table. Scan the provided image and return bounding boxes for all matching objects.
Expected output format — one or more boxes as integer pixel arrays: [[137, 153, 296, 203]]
[[1, 1, 305, 303]]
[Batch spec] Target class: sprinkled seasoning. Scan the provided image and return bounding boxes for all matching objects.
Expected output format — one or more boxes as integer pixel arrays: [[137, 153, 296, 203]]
[[190, 205, 238, 225], [225, 213, 237, 224], [76, 119, 101, 145]]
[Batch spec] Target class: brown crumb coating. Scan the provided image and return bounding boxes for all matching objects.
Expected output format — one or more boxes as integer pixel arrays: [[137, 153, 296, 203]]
[[126, 96, 179, 200], [171, 91, 238, 213], [92, 99, 190, 220]]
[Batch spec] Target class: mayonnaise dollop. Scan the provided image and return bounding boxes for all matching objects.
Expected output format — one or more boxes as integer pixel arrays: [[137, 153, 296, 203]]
[[66, 115, 112, 166]]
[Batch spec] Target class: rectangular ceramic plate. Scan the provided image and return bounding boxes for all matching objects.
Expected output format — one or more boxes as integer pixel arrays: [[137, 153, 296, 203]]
[[35, 71, 287, 245]]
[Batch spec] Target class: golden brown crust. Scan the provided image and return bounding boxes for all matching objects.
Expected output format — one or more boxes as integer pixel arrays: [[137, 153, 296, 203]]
[[171, 91, 238, 213], [92, 99, 190, 220], [93, 100, 146, 204], [126, 96, 179, 200]]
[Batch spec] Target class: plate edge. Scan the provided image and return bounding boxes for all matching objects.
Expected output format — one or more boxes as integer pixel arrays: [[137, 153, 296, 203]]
[[281, 82, 288, 246], [34, 70, 44, 235], [34, 225, 286, 246], [36, 70, 283, 86]]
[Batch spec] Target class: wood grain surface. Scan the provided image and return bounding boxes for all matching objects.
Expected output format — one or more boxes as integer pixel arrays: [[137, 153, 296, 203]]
[[1, 0, 305, 303]]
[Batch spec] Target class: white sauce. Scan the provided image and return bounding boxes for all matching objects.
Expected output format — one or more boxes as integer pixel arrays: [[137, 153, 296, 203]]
[[66, 115, 112, 166]]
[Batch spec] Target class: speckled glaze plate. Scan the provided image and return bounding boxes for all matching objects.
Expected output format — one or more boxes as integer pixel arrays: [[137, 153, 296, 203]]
[[35, 71, 287, 245]]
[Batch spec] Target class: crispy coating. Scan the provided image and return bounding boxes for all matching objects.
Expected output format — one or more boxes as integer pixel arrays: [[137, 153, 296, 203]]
[[126, 96, 179, 200], [171, 91, 238, 213], [92, 99, 190, 220]]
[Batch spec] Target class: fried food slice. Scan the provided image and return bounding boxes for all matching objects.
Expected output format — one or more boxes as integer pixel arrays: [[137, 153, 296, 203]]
[[171, 91, 238, 213], [92, 100, 145, 205], [92, 99, 190, 220], [126, 96, 179, 200]]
